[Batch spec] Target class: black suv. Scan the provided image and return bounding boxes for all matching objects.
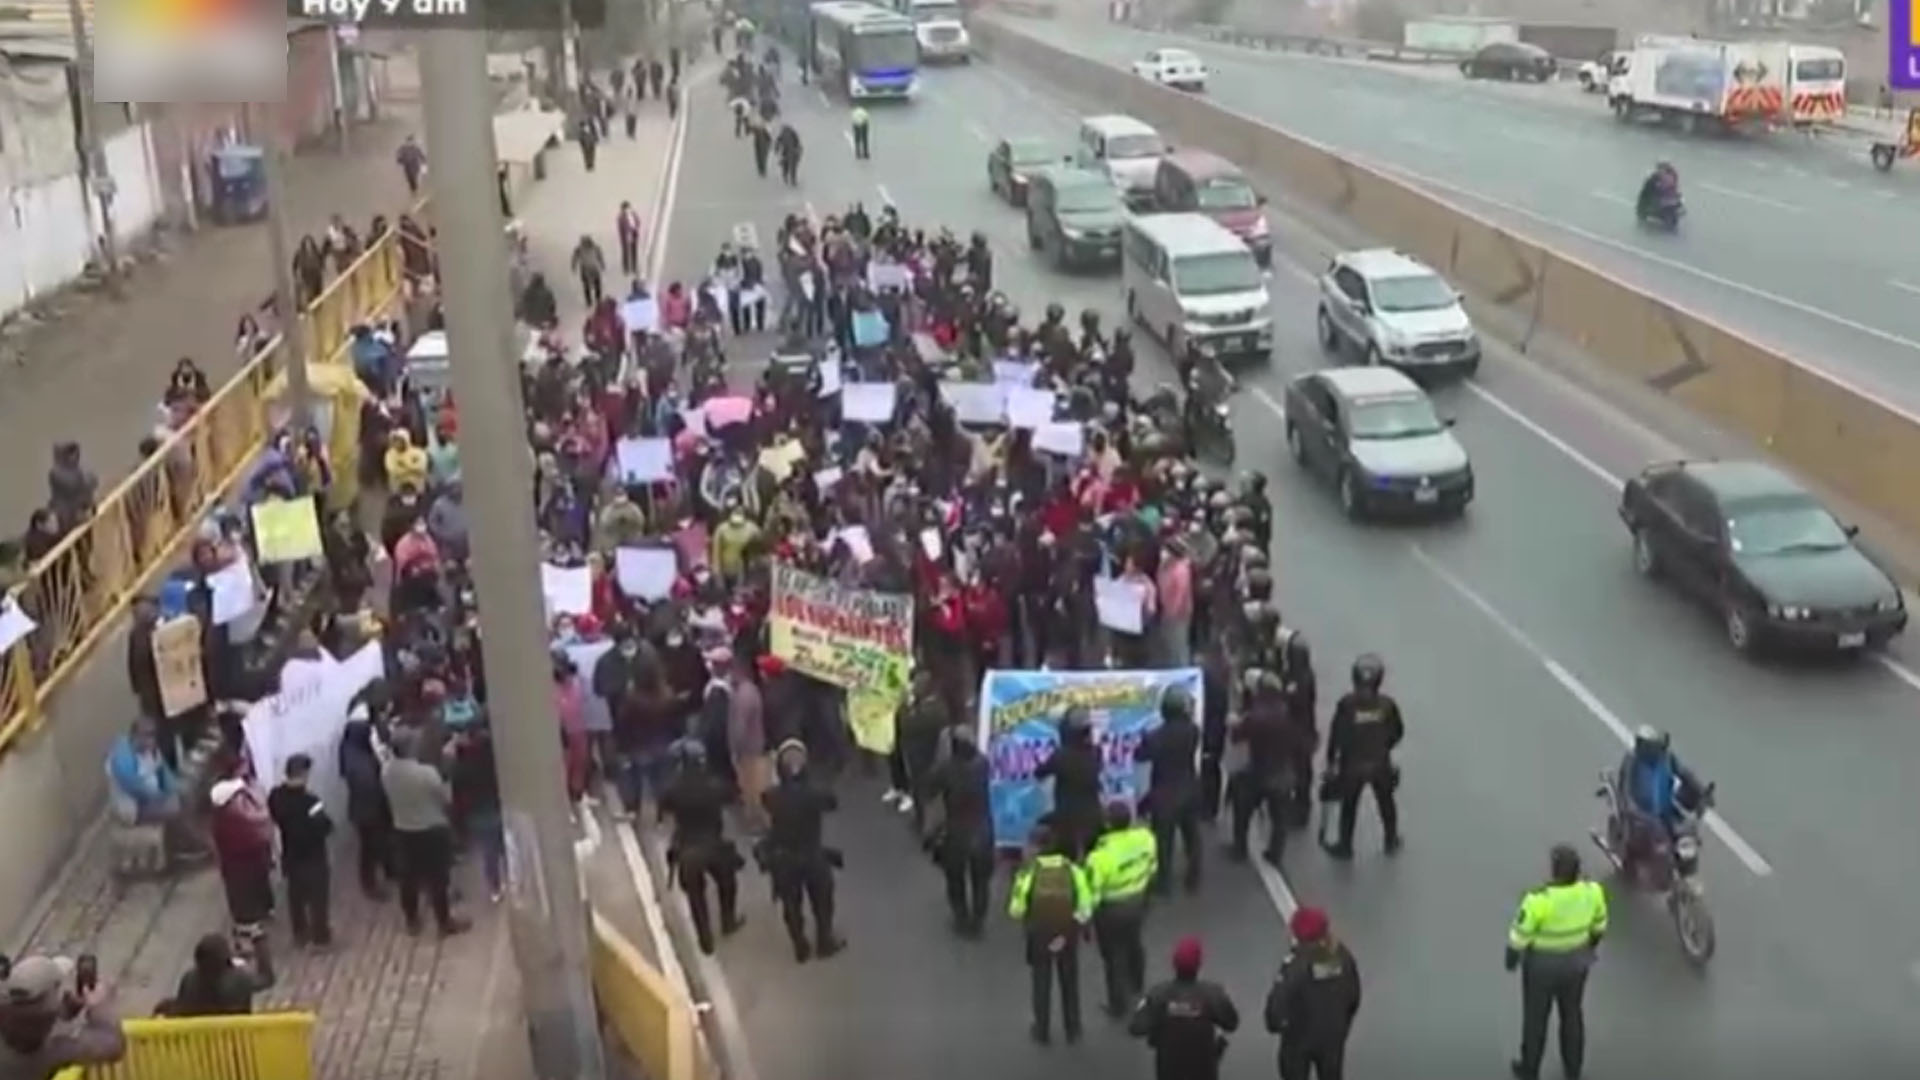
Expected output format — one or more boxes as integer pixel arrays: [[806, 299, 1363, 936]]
[[1025, 167, 1125, 271]]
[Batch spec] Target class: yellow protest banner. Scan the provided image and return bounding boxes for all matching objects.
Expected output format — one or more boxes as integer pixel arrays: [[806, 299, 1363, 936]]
[[847, 688, 901, 755], [152, 615, 207, 717], [757, 439, 807, 481], [250, 497, 324, 563], [769, 564, 912, 699]]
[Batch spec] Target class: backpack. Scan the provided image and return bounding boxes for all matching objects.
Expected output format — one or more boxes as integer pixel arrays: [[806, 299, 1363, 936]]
[[1025, 861, 1078, 936]]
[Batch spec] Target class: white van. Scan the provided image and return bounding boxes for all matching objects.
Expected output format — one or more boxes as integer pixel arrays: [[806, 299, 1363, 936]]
[[1122, 213, 1272, 361], [1073, 114, 1165, 208]]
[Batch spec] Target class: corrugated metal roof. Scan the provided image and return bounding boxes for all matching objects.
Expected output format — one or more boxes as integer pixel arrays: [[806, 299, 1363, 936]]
[[0, 0, 92, 32]]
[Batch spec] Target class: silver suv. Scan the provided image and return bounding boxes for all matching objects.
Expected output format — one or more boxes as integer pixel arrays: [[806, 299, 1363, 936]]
[[1316, 249, 1480, 379]]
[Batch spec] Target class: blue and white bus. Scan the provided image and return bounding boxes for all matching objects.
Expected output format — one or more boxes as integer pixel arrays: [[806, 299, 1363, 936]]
[[809, 1, 920, 100]]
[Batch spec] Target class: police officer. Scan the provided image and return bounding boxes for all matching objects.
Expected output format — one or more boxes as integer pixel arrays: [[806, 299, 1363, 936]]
[[1199, 648, 1232, 820], [849, 105, 872, 159], [1264, 906, 1360, 1080], [1135, 687, 1203, 893], [1085, 802, 1156, 1017], [1506, 844, 1607, 1080], [922, 726, 995, 937], [758, 739, 846, 963], [1229, 671, 1297, 866], [1008, 821, 1093, 1045], [1277, 629, 1318, 827], [659, 739, 746, 954], [1238, 471, 1273, 551], [1036, 707, 1102, 859], [1129, 936, 1239, 1080], [1323, 654, 1404, 858]]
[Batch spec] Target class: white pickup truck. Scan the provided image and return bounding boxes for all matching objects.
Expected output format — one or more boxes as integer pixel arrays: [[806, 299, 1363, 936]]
[[1577, 51, 1622, 92]]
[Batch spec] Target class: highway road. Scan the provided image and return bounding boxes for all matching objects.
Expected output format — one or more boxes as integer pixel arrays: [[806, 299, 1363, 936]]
[[996, 17, 1920, 415], [653, 55, 1920, 1079]]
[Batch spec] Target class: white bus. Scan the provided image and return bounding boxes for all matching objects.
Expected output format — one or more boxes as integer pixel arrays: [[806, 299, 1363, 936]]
[[889, 0, 970, 63], [810, 1, 921, 100]]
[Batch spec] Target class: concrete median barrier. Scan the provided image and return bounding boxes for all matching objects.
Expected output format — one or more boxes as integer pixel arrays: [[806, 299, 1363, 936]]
[[974, 15, 1920, 544]]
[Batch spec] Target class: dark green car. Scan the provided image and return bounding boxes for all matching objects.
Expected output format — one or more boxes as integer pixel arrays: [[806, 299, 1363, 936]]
[[987, 137, 1062, 207], [1024, 167, 1125, 272]]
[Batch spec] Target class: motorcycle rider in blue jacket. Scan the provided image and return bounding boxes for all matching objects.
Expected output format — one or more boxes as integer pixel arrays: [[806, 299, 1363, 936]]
[[1614, 725, 1707, 868]]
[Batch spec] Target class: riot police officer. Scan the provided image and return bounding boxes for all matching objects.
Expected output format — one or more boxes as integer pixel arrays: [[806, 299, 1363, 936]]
[[1135, 686, 1203, 893], [759, 739, 845, 962], [1264, 906, 1361, 1080], [1238, 471, 1272, 551], [1129, 936, 1239, 1080], [659, 739, 746, 954], [1199, 647, 1232, 820], [1036, 706, 1103, 859], [922, 725, 995, 937], [1229, 671, 1298, 865], [1277, 629, 1319, 828], [1324, 655, 1405, 858]]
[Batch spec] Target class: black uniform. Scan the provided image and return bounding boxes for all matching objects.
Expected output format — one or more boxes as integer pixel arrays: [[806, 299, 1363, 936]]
[[923, 738, 995, 934], [1263, 938, 1361, 1080], [1229, 694, 1298, 863], [1135, 714, 1203, 892], [660, 767, 744, 954], [1128, 976, 1240, 1080], [1036, 733, 1102, 859], [1199, 656, 1230, 818], [760, 776, 844, 962], [1278, 641, 1318, 825], [1325, 692, 1405, 854]]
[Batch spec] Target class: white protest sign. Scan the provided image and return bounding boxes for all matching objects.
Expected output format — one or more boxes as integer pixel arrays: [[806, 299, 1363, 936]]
[[620, 296, 659, 334], [842, 382, 897, 424], [207, 557, 260, 626], [1034, 421, 1086, 457], [814, 466, 844, 491], [241, 643, 387, 815], [615, 547, 679, 600], [867, 261, 911, 293], [993, 360, 1038, 387], [834, 525, 874, 563], [615, 437, 674, 483], [1094, 576, 1148, 634], [541, 563, 593, 617], [818, 355, 843, 397], [0, 599, 36, 654], [940, 381, 1006, 426], [1005, 386, 1057, 430], [919, 527, 943, 562]]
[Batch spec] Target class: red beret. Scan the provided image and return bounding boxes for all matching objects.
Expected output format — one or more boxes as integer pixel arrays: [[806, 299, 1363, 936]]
[[1290, 906, 1329, 942], [1171, 935, 1204, 975]]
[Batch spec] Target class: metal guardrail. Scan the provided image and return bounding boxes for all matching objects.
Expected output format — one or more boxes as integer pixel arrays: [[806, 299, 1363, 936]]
[[0, 200, 427, 752], [591, 912, 714, 1080], [52, 1012, 317, 1080], [1139, 20, 1465, 64]]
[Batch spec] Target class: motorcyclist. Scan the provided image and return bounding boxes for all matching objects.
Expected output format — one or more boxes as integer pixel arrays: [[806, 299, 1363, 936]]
[[1635, 162, 1681, 220], [1177, 341, 1233, 444], [1615, 725, 1708, 867]]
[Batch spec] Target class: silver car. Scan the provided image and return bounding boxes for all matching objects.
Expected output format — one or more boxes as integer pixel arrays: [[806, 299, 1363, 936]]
[[1282, 366, 1474, 520], [1316, 248, 1481, 378]]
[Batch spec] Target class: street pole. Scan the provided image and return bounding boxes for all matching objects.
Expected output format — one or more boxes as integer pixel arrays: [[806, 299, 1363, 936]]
[[417, 28, 608, 1080], [244, 100, 313, 431], [65, 0, 119, 293]]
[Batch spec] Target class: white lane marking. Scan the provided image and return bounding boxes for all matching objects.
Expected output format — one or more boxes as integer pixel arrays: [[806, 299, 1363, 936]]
[[1251, 821, 1301, 919], [877, 183, 897, 207], [1872, 654, 1920, 692], [1365, 157, 1920, 362], [1249, 384, 1288, 418], [1890, 280, 1920, 298], [1698, 181, 1804, 213], [1588, 189, 1633, 207], [1829, 178, 1852, 190], [1407, 543, 1775, 878], [964, 119, 989, 143], [646, 82, 695, 285], [844, 129, 857, 150], [1460, 382, 1622, 490]]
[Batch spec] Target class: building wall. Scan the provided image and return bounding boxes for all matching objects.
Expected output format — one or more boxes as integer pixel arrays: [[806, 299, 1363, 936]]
[[1, 121, 165, 316]]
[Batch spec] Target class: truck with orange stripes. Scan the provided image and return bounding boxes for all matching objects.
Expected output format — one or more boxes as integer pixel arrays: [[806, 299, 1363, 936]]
[[1604, 35, 1847, 135]]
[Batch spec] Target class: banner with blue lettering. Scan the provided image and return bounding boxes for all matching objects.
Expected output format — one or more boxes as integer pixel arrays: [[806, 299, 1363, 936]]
[[977, 667, 1203, 848]]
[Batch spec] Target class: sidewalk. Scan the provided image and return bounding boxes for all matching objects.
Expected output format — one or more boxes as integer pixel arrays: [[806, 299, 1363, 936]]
[[0, 58, 424, 536]]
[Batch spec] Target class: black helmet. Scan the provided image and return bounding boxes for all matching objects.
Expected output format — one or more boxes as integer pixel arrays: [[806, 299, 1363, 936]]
[[1243, 601, 1279, 636], [1283, 629, 1312, 670], [1225, 506, 1255, 531], [1240, 547, 1269, 573], [1080, 309, 1101, 332], [1062, 704, 1093, 738], [1197, 476, 1225, 497], [1240, 470, 1268, 497], [1352, 653, 1385, 691], [1206, 491, 1233, 513], [1243, 568, 1274, 602], [1045, 302, 1066, 323], [1113, 326, 1131, 345], [1160, 685, 1193, 724]]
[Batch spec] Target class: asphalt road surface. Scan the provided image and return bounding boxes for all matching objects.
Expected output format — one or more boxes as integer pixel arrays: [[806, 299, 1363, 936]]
[[655, 54, 1920, 1079], [997, 17, 1920, 415]]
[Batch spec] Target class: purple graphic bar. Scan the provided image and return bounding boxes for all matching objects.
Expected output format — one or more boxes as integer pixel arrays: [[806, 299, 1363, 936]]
[[1896, 0, 1919, 91]]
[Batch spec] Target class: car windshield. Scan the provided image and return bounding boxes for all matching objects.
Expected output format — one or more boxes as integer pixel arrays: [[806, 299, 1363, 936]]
[[1370, 273, 1456, 313], [1174, 252, 1261, 296], [1159, 51, 1197, 66], [851, 31, 920, 71], [1347, 394, 1444, 440], [1794, 58, 1843, 81], [1106, 133, 1163, 159], [912, 0, 962, 21], [1726, 497, 1851, 555], [1056, 183, 1119, 213], [1195, 178, 1256, 210], [1007, 140, 1054, 167]]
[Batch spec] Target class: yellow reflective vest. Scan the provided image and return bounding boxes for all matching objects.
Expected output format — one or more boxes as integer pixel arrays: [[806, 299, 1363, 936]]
[[1508, 880, 1608, 954], [1086, 826, 1158, 905]]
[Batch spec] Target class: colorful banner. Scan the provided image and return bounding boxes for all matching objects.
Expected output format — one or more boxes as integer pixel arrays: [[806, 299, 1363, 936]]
[[976, 667, 1203, 848], [1896, 0, 1918, 92], [769, 564, 914, 698]]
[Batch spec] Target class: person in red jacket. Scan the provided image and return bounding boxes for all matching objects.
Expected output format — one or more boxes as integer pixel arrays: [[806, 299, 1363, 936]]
[[962, 570, 1009, 678], [209, 776, 276, 933], [927, 574, 971, 721]]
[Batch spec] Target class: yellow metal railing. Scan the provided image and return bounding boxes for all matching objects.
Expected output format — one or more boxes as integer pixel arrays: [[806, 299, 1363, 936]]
[[591, 912, 713, 1080], [52, 1012, 316, 1080], [0, 204, 427, 750]]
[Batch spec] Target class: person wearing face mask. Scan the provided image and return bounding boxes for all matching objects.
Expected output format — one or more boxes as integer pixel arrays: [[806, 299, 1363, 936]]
[[267, 754, 334, 947], [710, 501, 761, 587], [756, 740, 845, 962]]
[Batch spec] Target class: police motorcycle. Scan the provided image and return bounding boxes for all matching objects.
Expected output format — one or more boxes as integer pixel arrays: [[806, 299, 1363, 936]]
[[1590, 771, 1717, 966]]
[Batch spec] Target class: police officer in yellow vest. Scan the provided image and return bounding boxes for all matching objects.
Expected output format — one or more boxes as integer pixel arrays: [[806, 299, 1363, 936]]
[[1086, 801, 1158, 1018], [1009, 820, 1095, 1045], [1505, 844, 1608, 1080]]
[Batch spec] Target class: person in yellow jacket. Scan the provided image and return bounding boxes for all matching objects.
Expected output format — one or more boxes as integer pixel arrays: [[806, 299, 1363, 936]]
[[1505, 843, 1608, 1080], [709, 501, 760, 586], [1008, 820, 1094, 1045], [1086, 800, 1158, 1018], [382, 430, 429, 494], [849, 106, 872, 160]]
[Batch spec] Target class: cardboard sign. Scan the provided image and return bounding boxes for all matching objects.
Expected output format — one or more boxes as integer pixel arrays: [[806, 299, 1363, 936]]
[[153, 615, 207, 717]]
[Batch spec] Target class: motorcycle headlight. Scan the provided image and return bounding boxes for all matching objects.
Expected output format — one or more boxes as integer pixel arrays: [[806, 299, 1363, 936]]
[[1673, 835, 1700, 860], [1212, 402, 1230, 417]]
